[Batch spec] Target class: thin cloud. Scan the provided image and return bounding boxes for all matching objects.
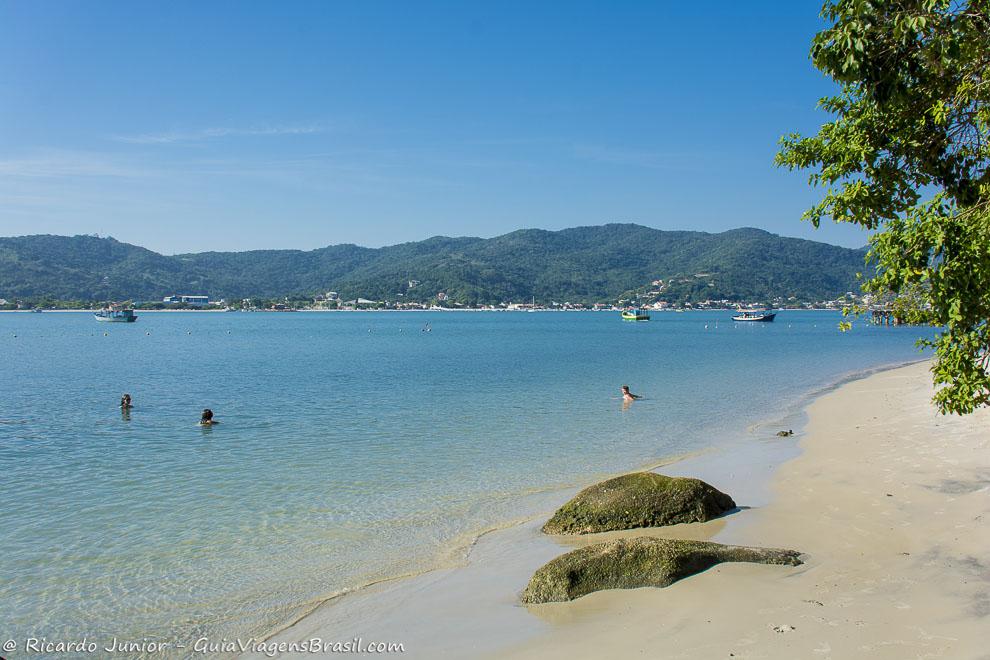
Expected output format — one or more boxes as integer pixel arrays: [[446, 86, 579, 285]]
[[113, 124, 329, 144], [0, 149, 146, 178], [178, 153, 466, 192]]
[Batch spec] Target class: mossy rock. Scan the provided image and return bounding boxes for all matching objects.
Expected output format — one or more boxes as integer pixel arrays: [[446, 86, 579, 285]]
[[542, 472, 736, 535], [522, 537, 802, 604]]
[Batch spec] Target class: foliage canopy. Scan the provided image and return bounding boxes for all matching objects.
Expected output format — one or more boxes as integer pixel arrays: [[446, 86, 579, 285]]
[[776, 0, 990, 414]]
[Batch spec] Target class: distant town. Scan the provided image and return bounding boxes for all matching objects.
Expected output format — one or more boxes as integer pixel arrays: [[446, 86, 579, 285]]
[[0, 286, 870, 313]]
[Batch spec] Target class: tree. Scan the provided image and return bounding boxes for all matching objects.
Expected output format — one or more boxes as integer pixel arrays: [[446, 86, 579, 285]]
[[776, 0, 990, 414]]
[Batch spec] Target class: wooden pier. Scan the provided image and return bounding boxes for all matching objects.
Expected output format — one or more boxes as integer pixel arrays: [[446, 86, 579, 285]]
[[871, 308, 902, 325]]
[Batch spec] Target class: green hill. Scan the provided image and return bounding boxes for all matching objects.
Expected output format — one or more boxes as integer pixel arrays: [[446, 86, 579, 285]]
[[0, 224, 866, 304]]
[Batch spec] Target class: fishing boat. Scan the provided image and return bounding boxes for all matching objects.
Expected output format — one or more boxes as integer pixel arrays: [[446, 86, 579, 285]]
[[621, 309, 651, 321], [94, 304, 137, 323], [731, 309, 776, 322]]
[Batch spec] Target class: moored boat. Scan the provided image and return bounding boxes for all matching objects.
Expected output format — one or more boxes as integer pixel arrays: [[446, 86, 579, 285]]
[[621, 309, 651, 321], [731, 309, 775, 322], [94, 305, 137, 323]]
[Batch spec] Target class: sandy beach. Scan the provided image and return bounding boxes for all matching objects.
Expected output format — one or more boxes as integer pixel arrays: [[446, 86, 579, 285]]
[[257, 361, 989, 659], [504, 361, 990, 660]]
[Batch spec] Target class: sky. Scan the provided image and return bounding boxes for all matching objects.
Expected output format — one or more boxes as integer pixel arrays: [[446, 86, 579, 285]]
[[0, 1, 870, 254]]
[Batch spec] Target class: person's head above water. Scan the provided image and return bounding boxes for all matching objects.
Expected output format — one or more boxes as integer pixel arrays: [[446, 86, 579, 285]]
[[201, 408, 213, 421], [620, 385, 640, 401]]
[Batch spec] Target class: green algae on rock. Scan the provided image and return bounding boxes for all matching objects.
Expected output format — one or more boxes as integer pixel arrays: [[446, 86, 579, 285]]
[[542, 472, 736, 535], [521, 537, 803, 604]]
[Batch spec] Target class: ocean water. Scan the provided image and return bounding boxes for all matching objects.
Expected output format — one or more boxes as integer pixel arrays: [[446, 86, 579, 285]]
[[0, 310, 927, 650]]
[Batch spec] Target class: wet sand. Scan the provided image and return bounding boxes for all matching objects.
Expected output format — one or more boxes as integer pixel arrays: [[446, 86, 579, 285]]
[[256, 362, 989, 659], [503, 361, 990, 659]]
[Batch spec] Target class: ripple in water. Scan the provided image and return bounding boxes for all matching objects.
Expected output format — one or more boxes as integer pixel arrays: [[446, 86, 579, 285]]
[[0, 310, 927, 646]]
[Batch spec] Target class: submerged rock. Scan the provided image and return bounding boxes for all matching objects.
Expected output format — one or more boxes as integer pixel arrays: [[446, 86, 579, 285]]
[[522, 537, 803, 604], [542, 472, 735, 535]]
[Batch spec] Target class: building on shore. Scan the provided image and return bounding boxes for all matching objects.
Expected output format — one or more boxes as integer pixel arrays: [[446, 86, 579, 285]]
[[342, 298, 380, 309], [163, 294, 210, 306]]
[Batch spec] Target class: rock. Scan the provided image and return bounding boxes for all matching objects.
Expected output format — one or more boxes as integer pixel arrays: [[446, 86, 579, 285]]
[[521, 537, 803, 604], [542, 472, 736, 535]]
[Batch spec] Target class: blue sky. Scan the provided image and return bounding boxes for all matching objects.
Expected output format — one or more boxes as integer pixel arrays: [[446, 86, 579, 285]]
[[0, 1, 867, 254]]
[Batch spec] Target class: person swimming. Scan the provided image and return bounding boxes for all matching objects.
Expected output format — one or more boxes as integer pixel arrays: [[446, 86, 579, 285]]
[[620, 385, 641, 402], [199, 408, 218, 425], [120, 393, 132, 409]]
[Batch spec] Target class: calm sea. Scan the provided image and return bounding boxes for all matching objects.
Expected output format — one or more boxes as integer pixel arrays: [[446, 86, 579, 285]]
[[0, 310, 926, 649]]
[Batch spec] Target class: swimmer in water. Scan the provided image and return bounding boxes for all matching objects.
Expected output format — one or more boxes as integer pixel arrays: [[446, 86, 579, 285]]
[[199, 408, 218, 425], [120, 393, 132, 409], [620, 385, 641, 402]]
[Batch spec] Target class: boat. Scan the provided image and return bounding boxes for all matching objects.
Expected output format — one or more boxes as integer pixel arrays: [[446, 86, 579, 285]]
[[621, 309, 651, 321], [731, 309, 776, 322], [94, 305, 137, 323]]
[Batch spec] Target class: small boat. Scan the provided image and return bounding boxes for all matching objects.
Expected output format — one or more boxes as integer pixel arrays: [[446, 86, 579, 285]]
[[621, 309, 651, 321], [94, 305, 138, 323], [732, 309, 776, 322]]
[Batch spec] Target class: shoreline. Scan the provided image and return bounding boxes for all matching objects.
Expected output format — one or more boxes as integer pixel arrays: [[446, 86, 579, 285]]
[[501, 360, 990, 659], [0, 307, 851, 314], [251, 359, 943, 659]]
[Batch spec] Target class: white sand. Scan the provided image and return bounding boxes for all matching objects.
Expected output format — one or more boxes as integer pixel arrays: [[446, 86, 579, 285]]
[[503, 362, 990, 659], [258, 362, 990, 659]]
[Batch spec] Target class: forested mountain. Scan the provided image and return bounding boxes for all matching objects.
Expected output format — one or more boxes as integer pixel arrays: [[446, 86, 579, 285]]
[[0, 224, 867, 304]]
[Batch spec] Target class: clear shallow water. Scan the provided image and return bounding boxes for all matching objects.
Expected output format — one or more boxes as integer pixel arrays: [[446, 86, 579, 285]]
[[0, 310, 927, 648]]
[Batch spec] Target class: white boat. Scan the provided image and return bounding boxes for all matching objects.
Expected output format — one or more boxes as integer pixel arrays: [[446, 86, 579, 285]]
[[732, 309, 775, 322]]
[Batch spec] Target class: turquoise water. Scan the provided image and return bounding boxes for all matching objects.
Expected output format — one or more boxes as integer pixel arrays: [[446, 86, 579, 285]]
[[0, 311, 926, 647]]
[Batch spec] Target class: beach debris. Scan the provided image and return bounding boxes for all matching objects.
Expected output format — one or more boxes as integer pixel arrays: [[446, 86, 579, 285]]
[[770, 624, 796, 633], [776, 429, 794, 437], [542, 472, 736, 535], [521, 537, 802, 604]]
